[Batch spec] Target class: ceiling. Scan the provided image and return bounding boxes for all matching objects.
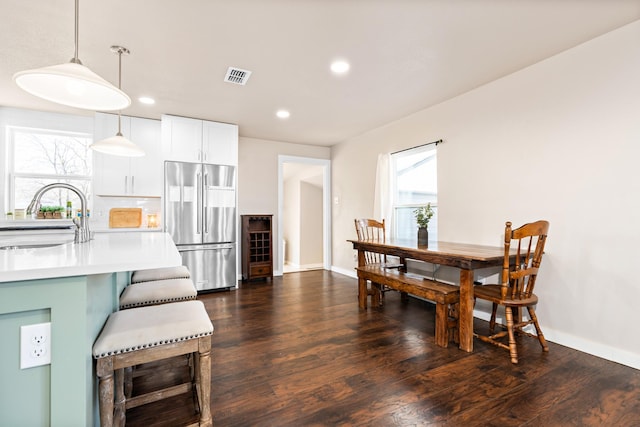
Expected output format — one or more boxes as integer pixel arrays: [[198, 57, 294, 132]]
[[1, 1, 638, 146]]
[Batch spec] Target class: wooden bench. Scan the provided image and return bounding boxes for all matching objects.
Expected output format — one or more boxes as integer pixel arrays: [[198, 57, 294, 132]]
[[356, 264, 460, 347]]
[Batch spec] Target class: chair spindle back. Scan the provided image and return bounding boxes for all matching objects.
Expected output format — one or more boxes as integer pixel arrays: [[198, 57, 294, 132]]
[[501, 220, 549, 300], [354, 218, 387, 264]]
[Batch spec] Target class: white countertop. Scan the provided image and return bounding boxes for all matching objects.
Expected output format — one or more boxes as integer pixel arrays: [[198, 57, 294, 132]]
[[0, 219, 162, 234], [0, 232, 181, 283]]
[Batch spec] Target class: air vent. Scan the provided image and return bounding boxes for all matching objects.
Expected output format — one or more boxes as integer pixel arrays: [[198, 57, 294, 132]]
[[224, 67, 252, 85]]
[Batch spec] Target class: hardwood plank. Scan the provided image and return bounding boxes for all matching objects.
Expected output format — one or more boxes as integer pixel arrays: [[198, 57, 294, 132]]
[[123, 270, 640, 426]]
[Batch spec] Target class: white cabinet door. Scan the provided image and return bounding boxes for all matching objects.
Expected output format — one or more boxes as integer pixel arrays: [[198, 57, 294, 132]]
[[129, 117, 162, 196], [162, 114, 203, 162], [202, 121, 238, 166], [93, 113, 132, 195], [162, 115, 238, 165], [93, 113, 162, 197]]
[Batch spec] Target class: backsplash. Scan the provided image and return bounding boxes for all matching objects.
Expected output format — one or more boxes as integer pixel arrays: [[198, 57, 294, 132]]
[[92, 196, 162, 230]]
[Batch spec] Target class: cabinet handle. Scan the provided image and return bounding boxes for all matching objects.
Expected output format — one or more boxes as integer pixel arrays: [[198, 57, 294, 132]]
[[124, 176, 128, 194], [131, 176, 135, 194]]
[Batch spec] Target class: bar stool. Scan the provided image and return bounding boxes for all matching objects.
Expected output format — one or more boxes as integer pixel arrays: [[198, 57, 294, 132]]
[[120, 269, 197, 399], [93, 300, 213, 427], [119, 278, 197, 309], [131, 265, 191, 284]]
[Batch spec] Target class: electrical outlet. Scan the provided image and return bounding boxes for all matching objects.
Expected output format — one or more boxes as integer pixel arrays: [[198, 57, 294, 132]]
[[32, 347, 47, 358], [20, 322, 51, 369], [31, 332, 47, 345]]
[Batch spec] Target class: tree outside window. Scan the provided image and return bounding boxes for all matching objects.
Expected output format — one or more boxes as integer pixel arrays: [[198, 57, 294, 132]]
[[9, 127, 92, 213]]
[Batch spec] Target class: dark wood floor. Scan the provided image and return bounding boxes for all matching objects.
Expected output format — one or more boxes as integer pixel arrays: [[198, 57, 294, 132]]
[[125, 270, 640, 426]]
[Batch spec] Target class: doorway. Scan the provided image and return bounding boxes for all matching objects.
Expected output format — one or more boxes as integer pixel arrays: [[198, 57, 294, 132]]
[[277, 156, 331, 274]]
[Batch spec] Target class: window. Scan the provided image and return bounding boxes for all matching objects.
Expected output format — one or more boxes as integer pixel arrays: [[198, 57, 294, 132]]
[[391, 145, 437, 240], [8, 127, 93, 212]]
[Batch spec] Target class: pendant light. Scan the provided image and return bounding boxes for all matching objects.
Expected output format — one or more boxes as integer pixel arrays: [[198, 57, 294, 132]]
[[90, 46, 144, 157], [13, 0, 130, 111]]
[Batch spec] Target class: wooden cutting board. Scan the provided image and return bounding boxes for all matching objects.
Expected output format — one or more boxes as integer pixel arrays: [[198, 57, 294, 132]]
[[109, 208, 142, 228]]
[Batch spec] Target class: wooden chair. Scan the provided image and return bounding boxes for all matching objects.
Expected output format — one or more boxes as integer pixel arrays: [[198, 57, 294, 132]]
[[354, 219, 387, 265], [473, 220, 550, 364], [354, 219, 404, 306]]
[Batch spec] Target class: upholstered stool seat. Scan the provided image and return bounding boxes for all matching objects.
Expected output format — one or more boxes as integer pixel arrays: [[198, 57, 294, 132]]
[[119, 278, 197, 309], [93, 300, 213, 427], [131, 265, 191, 284]]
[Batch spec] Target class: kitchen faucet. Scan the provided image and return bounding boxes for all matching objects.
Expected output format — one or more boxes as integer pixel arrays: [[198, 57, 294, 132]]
[[26, 183, 92, 243]]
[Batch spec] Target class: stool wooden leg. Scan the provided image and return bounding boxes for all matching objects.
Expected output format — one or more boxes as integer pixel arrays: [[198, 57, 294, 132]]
[[188, 354, 200, 414], [97, 357, 115, 427], [115, 368, 126, 427], [196, 336, 212, 427], [124, 366, 133, 398]]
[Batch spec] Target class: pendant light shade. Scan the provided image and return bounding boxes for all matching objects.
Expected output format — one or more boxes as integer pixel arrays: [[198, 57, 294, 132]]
[[14, 62, 130, 111], [12, 0, 130, 111], [90, 46, 145, 157], [90, 134, 144, 157]]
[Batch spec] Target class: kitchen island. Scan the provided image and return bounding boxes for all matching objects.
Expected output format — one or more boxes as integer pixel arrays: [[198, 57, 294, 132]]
[[0, 232, 181, 427]]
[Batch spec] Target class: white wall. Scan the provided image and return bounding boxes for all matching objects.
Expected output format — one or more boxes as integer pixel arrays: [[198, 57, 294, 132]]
[[283, 175, 300, 265], [331, 20, 640, 369], [238, 137, 330, 274], [299, 181, 323, 266], [283, 165, 324, 268]]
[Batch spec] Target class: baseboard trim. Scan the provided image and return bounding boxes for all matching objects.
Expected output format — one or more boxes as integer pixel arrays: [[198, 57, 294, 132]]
[[332, 265, 639, 370], [332, 266, 356, 278]]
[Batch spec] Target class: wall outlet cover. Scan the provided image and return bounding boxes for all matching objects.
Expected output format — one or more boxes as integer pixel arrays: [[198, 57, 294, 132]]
[[20, 322, 51, 369]]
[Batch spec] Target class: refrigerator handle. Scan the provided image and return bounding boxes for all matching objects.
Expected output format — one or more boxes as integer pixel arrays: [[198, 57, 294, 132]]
[[204, 172, 209, 234], [196, 172, 202, 234]]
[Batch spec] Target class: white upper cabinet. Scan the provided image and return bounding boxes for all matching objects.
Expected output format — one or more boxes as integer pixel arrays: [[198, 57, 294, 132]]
[[128, 116, 163, 195], [161, 114, 202, 162], [162, 114, 238, 166], [93, 113, 163, 196], [202, 120, 238, 166]]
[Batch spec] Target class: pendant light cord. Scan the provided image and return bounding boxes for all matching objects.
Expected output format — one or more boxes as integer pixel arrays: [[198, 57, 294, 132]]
[[13, 0, 132, 111], [72, 0, 81, 64], [117, 48, 123, 135], [110, 45, 130, 136]]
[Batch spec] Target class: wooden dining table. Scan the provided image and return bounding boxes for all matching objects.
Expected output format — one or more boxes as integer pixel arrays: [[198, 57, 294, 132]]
[[348, 238, 507, 352]]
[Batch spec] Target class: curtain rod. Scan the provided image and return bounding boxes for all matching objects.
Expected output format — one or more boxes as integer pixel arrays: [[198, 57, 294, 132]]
[[391, 139, 443, 155]]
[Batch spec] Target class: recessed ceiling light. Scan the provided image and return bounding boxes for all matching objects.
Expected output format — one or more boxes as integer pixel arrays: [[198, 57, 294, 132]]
[[276, 110, 290, 119], [138, 96, 155, 105], [330, 60, 350, 74]]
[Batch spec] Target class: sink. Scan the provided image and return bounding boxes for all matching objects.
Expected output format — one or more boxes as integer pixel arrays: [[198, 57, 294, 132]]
[[0, 242, 71, 250]]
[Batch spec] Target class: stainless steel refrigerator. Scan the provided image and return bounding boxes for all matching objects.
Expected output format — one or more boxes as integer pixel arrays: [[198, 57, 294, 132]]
[[164, 161, 237, 291]]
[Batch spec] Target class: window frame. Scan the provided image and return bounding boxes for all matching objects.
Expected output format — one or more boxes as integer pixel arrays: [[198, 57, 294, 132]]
[[390, 144, 438, 240], [7, 126, 93, 212]]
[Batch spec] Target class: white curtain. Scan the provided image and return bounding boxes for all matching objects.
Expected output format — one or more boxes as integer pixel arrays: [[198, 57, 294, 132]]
[[373, 152, 393, 234]]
